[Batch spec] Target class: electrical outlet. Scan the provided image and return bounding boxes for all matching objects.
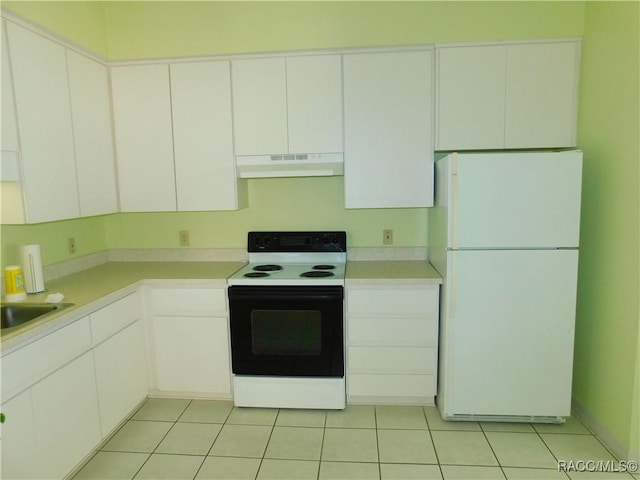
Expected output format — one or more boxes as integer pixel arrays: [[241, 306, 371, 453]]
[[68, 237, 77, 254], [383, 229, 393, 245], [179, 230, 190, 247]]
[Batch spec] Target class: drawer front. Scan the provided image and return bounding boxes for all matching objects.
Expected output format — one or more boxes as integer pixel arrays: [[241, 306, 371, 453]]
[[348, 373, 436, 398], [348, 316, 437, 346], [149, 286, 227, 316], [347, 286, 438, 317], [2, 317, 92, 399], [90, 292, 142, 344], [348, 346, 436, 374]]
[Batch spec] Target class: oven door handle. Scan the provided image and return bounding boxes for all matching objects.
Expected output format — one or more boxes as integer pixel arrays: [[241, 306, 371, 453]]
[[228, 285, 343, 301]]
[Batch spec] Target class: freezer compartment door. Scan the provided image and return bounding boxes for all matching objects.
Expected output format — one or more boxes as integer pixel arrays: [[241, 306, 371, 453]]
[[449, 151, 582, 249], [439, 249, 578, 418]]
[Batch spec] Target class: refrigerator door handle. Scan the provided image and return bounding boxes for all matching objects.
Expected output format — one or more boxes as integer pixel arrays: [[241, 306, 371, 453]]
[[451, 153, 459, 249], [449, 253, 458, 318]]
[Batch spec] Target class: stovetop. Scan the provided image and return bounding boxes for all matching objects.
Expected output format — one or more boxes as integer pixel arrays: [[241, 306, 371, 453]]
[[228, 262, 346, 286], [228, 231, 347, 286]]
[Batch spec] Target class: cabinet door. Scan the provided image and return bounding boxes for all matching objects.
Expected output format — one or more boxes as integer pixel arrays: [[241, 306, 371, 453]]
[[31, 352, 101, 479], [504, 41, 580, 148], [232, 57, 287, 156], [286, 55, 343, 154], [6, 21, 80, 222], [171, 61, 245, 211], [93, 320, 148, 435], [1, 390, 40, 479], [436, 45, 506, 150], [149, 315, 231, 395], [1, 21, 19, 152], [111, 64, 176, 212], [67, 50, 118, 217], [343, 50, 434, 208]]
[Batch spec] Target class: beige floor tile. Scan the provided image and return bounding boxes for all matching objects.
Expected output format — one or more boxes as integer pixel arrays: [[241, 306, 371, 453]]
[[276, 408, 327, 427], [376, 405, 428, 429], [227, 406, 279, 425], [133, 453, 204, 479], [195, 456, 261, 480], [131, 398, 191, 422], [257, 459, 319, 480], [155, 422, 222, 455], [431, 430, 498, 466], [380, 463, 443, 480], [503, 467, 570, 479], [208, 424, 272, 458], [265, 426, 324, 461], [326, 405, 376, 428], [72, 451, 149, 479], [440, 465, 506, 479], [540, 434, 616, 462], [322, 428, 379, 462], [423, 406, 482, 431], [533, 416, 591, 435], [481, 422, 536, 433], [486, 432, 558, 468], [102, 420, 173, 453], [377, 429, 437, 464], [320, 461, 381, 479], [178, 400, 233, 424]]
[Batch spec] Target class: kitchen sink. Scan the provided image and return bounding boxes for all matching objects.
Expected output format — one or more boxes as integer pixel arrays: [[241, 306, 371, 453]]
[[1, 303, 74, 330]]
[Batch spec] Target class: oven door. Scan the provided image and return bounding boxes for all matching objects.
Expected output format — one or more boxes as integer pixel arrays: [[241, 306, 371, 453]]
[[228, 285, 344, 377]]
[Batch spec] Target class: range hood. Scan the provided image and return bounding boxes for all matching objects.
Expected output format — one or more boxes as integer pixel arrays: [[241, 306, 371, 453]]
[[236, 153, 343, 179]]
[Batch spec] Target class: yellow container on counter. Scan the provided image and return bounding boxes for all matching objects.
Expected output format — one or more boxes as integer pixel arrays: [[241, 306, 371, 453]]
[[5, 265, 27, 301]]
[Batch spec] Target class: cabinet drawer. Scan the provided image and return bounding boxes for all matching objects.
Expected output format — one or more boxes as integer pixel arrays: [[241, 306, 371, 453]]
[[347, 286, 438, 317], [348, 346, 436, 374], [149, 286, 227, 316], [348, 316, 437, 346], [348, 373, 436, 398], [90, 292, 142, 345], [2, 317, 92, 399]]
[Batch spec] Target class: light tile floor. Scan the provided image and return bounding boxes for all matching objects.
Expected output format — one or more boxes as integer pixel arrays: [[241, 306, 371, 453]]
[[72, 398, 638, 480]]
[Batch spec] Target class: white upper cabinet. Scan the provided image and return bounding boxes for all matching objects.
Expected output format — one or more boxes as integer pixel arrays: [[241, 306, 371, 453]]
[[6, 21, 80, 223], [286, 55, 343, 154], [231, 55, 343, 156], [503, 41, 580, 148], [1, 21, 19, 153], [436, 40, 581, 150], [67, 51, 118, 217], [170, 61, 246, 211], [111, 64, 177, 212], [343, 50, 435, 209]]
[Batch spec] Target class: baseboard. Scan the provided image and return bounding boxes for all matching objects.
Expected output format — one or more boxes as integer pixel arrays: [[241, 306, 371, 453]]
[[572, 398, 639, 462]]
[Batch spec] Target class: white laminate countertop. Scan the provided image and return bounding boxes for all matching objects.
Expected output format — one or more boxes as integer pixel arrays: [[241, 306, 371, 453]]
[[346, 260, 443, 285]]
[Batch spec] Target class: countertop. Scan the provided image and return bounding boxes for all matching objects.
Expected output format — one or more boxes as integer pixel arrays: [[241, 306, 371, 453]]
[[346, 260, 442, 285], [1, 259, 441, 349]]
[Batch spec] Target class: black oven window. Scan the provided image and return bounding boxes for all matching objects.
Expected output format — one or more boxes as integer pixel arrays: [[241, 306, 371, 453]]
[[251, 310, 322, 356]]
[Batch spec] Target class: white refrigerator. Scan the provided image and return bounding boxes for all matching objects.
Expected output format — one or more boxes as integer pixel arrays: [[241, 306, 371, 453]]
[[429, 150, 582, 423]]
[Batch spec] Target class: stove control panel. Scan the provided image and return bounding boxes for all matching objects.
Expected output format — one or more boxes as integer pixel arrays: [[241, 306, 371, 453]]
[[248, 231, 347, 253]]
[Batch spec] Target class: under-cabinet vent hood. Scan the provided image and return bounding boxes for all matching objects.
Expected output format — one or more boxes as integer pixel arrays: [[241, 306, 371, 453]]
[[236, 153, 343, 179]]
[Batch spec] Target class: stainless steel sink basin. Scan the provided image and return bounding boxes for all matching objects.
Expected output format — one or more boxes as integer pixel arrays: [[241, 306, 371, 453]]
[[1, 303, 74, 330]]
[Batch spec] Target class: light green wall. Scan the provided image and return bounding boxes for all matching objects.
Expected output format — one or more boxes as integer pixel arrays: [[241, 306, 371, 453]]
[[1, 1, 108, 56], [575, 1, 640, 459], [100, 1, 584, 60]]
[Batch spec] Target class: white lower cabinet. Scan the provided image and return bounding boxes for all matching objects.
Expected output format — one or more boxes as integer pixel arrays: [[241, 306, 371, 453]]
[[146, 286, 232, 397], [346, 284, 440, 405], [31, 352, 102, 479], [1, 390, 38, 479], [90, 292, 147, 435]]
